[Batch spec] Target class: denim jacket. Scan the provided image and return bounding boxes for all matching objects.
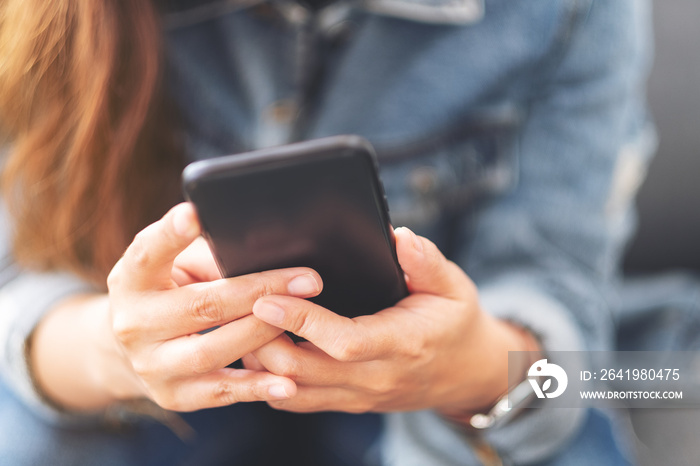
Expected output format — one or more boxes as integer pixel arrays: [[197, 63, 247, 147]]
[[0, 0, 654, 464]]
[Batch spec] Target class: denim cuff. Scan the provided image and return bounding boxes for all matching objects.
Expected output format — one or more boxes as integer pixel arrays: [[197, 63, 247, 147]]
[[478, 280, 585, 352], [382, 410, 483, 466], [0, 272, 99, 424]]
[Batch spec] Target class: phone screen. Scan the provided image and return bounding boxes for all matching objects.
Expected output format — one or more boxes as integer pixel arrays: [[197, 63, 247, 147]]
[[183, 136, 407, 319]]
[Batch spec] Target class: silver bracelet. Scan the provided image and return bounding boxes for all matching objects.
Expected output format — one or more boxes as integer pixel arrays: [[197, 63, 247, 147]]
[[468, 378, 535, 430]]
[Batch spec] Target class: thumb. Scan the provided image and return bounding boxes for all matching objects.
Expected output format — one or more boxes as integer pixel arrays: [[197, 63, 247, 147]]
[[112, 203, 202, 291], [394, 227, 472, 300]]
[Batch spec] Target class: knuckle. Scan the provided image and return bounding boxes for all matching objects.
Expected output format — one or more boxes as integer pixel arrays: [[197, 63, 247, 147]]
[[402, 334, 426, 362], [111, 312, 138, 346], [265, 353, 301, 379], [332, 337, 364, 362], [128, 231, 152, 269], [333, 343, 358, 362], [185, 342, 218, 374], [250, 273, 277, 300], [368, 373, 398, 397], [211, 379, 241, 405], [129, 357, 155, 380], [185, 288, 226, 326], [289, 311, 316, 339]]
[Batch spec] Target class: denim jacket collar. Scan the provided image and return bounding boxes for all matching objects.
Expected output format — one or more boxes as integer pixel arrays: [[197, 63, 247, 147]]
[[161, 0, 483, 29]]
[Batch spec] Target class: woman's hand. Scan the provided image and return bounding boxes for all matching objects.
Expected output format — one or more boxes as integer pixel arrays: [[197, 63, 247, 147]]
[[31, 203, 324, 412], [244, 227, 535, 417]]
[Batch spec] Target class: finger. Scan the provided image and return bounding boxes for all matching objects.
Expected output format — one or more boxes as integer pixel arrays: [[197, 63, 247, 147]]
[[111, 203, 201, 292], [154, 368, 297, 412], [252, 295, 399, 362], [252, 335, 365, 386], [172, 237, 221, 285], [268, 386, 369, 414], [394, 227, 472, 300], [152, 315, 285, 376], [122, 268, 323, 340], [241, 353, 266, 372]]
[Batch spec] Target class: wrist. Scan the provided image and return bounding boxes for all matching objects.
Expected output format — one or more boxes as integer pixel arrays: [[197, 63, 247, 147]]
[[89, 295, 147, 403], [30, 294, 143, 411], [438, 316, 541, 426]]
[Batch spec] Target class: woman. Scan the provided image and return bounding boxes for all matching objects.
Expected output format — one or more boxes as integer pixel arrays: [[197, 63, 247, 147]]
[[0, 0, 653, 464]]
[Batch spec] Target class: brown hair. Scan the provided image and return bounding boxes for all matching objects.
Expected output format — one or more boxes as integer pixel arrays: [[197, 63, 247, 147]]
[[0, 0, 183, 285]]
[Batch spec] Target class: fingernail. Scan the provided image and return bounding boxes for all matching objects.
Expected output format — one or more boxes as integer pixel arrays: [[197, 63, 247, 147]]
[[398, 227, 423, 253], [268, 384, 290, 399], [253, 300, 286, 325], [410, 230, 423, 253], [173, 204, 199, 237], [287, 274, 319, 296]]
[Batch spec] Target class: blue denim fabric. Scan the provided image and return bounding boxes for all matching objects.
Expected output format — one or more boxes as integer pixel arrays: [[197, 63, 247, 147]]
[[165, 1, 654, 461], [0, 0, 655, 464], [616, 273, 700, 352], [0, 375, 634, 466], [0, 378, 384, 466]]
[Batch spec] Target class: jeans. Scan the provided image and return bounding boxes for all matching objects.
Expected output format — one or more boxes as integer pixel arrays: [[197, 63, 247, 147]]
[[534, 409, 635, 466], [0, 376, 636, 466], [0, 381, 382, 466]]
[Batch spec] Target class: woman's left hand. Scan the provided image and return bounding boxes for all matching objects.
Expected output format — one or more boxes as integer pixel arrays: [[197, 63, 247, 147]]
[[245, 227, 534, 417]]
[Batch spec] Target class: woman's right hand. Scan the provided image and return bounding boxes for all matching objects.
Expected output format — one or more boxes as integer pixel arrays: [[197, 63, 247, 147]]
[[32, 203, 322, 412]]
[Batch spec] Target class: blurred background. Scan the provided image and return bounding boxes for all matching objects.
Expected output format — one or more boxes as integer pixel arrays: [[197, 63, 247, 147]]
[[622, 2, 700, 465], [624, 1, 700, 273]]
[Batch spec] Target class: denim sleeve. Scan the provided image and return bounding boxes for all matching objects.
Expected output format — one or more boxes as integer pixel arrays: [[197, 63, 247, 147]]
[[382, 0, 655, 464], [0, 202, 96, 422]]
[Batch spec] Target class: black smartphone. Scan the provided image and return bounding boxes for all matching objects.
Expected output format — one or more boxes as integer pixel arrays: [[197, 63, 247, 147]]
[[182, 135, 408, 319]]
